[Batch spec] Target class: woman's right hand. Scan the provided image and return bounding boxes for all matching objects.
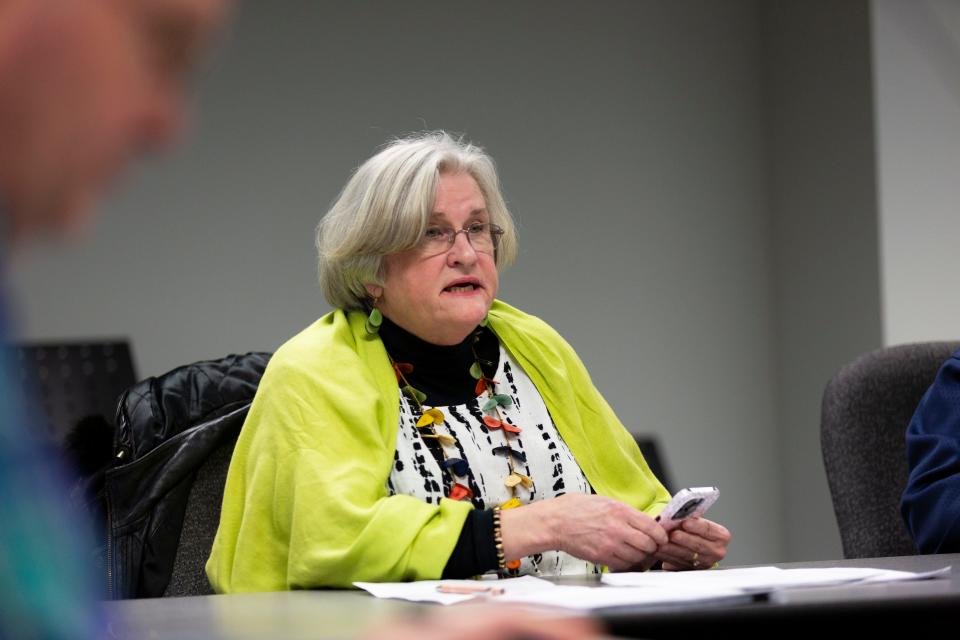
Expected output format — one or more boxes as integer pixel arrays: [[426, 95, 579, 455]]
[[499, 494, 668, 571]]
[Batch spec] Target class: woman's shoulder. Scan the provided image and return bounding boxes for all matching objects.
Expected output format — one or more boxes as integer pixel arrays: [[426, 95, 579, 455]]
[[261, 309, 383, 386], [488, 299, 556, 333], [487, 299, 575, 355]]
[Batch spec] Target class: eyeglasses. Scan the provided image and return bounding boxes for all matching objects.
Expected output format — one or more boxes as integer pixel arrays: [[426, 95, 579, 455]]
[[419, 222, 505, 257]]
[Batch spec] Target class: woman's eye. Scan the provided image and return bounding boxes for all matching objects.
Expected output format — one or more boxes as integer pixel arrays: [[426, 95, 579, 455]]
[[466, 223, 486, 234], [424, 227, 445, 239]]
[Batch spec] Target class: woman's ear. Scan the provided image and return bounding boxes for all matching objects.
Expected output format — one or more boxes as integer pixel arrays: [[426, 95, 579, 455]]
[[364, 283, 383, 299]]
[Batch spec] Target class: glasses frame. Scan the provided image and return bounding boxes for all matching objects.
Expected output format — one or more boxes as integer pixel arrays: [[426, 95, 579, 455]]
[[419, 222, 505, 258]]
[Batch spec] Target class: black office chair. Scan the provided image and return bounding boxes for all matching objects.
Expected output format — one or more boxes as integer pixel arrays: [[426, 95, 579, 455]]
[[163, 436, 236, 596], [634, 435, 674, 495], [820, 341, 960, 558], [10, 340, 137, 445], [103, 351, 271, 599]]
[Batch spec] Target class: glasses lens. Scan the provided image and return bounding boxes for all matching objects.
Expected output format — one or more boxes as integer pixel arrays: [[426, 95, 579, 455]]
[[422, 226, 452, 255], [469, 225, 494, 253]]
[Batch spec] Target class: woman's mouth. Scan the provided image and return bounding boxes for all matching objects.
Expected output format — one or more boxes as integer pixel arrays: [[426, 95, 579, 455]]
[[444, 283, 479, 293]]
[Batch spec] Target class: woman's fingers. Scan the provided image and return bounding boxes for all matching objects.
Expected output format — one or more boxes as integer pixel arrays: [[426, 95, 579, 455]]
[[541, 496, 732, 571], [549, 495, 670, 568], [626, 510, 669, 547], [669, 529, 727, 560], [657, 530, 727, 569], [655, 543, 701, 569], [669, 530, 708, 554], [621, 524, 662, 555], [680, 517, 731, 543], [603, 514, 667, 568]]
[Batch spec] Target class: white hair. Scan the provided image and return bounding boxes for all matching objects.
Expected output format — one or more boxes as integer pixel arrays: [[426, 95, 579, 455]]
[[316, 131, 518, 310]]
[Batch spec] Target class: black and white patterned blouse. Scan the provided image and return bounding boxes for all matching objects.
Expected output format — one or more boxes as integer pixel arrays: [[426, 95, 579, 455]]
[[386, 337, 600, 577]]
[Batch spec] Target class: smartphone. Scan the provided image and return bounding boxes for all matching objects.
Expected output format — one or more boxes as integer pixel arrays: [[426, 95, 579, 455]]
[[655, 486, 719, 531]]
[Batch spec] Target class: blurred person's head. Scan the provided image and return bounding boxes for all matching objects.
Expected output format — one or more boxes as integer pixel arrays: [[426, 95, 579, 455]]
[[0, 0, 227, 242]]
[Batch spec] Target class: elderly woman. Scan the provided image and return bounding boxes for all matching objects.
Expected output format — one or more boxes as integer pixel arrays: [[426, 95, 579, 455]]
[[206, 132, 731, 591]]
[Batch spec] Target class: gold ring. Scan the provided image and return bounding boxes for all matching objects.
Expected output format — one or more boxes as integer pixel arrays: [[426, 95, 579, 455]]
[[692, 552, 700, 568]]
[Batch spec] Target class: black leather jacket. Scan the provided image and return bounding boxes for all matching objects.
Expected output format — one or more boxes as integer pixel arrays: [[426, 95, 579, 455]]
[[102, 351, 270, 599]]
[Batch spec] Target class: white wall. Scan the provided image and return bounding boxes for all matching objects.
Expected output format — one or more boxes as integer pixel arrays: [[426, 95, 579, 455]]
[[10, 0, 790, 564], [874, 0, 960, 346]]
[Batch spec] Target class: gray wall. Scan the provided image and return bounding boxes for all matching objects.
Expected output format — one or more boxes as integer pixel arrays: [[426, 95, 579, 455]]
[[873, 0, 960, 345], [11, 0, 905, 565], [762, 1, 883, 561]]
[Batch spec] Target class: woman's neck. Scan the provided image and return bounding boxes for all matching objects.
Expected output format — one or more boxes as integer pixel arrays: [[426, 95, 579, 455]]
[[378, 315, 477, 374], [377, 314, 500, 407]]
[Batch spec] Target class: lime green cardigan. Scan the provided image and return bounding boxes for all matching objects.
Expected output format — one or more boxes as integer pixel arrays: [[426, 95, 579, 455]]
[[206, 300, 670, 592]]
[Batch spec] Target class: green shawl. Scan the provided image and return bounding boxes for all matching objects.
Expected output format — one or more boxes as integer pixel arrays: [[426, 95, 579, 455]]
[[206, 300, 669, 592]]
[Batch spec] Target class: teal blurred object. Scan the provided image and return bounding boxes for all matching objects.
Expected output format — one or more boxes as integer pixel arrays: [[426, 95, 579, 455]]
[[0, 304, 103, 638]]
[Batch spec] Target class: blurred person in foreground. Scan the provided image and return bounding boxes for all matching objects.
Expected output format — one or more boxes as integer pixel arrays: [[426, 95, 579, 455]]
[[0, 3, 599, 639], [359, 603, 600, 640], [0, 1, 226, 637]]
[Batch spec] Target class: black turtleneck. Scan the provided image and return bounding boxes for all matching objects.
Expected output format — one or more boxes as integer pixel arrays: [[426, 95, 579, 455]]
[[377, 315, 500, 406], [378, 315, 501, 578]]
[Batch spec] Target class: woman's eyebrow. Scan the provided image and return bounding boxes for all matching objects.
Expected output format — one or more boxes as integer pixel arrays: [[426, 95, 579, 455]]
[[428, 209, 488, 220], [463, 209, 490, 222]]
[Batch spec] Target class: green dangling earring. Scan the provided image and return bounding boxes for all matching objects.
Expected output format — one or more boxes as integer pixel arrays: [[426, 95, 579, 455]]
[[366, 306, 383, 335]]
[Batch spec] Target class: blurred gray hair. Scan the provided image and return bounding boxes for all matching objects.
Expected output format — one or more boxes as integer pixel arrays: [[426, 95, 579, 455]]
[[316, 131, 518, 310]]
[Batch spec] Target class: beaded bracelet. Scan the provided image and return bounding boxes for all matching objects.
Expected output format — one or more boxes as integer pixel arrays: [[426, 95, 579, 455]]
[[492, 506, 506, 574]]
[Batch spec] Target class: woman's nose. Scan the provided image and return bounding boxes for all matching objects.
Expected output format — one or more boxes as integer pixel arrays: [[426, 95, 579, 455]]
[[446, 230, 479, 266]]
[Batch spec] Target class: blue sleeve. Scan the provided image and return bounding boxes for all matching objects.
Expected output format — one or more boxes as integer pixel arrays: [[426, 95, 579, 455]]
[[901, 351, 960, 553], [0, 293, 103, 638]]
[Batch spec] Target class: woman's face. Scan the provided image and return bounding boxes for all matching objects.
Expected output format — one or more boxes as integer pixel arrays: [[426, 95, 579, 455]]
[[372, 172, 499, 345]]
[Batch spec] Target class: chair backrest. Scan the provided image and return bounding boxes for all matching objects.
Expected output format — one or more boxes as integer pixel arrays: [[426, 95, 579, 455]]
[[11, 340, 136, 445], [821, 341, 960, 558], [634, 434, 674, 496], [106, 351, 270, 599], [163, 435, 236, 597]]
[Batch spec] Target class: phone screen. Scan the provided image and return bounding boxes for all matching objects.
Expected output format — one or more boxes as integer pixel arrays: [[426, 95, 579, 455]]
[[673, 498, 704, 520]]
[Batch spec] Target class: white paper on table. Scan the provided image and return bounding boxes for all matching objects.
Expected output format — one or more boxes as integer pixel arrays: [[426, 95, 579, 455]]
[[498, 585, 753, 611], [857, 566, 951, 584], [601, 565, 952, 593], [353, 575, 556, 605]]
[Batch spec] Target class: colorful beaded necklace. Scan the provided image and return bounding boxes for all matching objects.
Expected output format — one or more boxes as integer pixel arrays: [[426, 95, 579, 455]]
[[378, 316, 528, 574]]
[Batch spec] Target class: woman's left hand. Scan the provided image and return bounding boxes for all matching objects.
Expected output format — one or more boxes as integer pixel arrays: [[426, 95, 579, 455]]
[[654, 517, 731, 571]]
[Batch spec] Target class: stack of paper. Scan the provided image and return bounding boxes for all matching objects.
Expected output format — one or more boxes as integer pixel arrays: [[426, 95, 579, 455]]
[[353, 565, 951, 611], [601, 565, 951, 592]]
